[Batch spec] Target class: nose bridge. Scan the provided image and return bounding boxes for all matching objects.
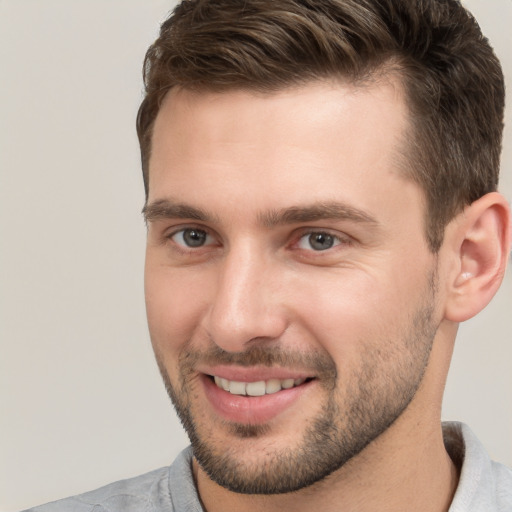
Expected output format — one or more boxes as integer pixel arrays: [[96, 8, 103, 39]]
[[206, 238, 286, 352]]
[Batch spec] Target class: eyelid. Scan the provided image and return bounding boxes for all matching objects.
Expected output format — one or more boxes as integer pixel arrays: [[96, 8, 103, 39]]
[[291, 228, 352, 252], [164, 222, 209, 237], [164, 224, 219, 250]]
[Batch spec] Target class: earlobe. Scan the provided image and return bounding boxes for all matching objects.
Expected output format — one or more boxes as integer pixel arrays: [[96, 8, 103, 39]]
[[444, 192, 511, 323]]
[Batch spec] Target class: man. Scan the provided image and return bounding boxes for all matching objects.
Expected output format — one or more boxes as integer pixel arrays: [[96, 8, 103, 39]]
[[25, 0, 511, 511]]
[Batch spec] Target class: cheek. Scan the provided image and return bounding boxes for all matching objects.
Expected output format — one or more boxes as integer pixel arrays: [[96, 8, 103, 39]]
[[288, 267, 418, 360], [144, 264, 212, 355]]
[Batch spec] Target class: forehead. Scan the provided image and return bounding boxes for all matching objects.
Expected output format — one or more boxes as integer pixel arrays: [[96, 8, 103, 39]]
[[153, 78, 408, 150], [147, 79, 419, 225]]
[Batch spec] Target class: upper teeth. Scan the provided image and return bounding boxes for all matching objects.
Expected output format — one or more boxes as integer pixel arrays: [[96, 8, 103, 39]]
[[213, 376, 306, 396]]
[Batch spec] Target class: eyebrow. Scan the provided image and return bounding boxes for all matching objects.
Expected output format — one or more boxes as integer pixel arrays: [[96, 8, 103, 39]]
[[143, 199, 378, 228], [142, 200, 218, 224], [258, 202, 379, 228]]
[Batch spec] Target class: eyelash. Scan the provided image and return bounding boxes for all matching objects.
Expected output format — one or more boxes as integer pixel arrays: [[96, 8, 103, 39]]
[[294, 230, 348, 252], [166, 226, 217, 253]]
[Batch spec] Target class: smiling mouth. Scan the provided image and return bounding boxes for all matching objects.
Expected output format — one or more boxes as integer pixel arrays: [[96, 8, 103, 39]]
[[210, 375, 314, 396]]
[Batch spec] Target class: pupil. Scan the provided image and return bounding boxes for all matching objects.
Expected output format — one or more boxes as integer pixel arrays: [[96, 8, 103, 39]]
[[309, 233, 333, 251], [184, 229, 207, 247]]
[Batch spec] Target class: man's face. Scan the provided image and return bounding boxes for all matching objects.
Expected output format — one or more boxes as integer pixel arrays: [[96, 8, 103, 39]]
[[144, 81, 442, 493]]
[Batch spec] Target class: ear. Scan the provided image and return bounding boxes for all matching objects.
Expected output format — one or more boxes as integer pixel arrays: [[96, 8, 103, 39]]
[[444, 192, 511, 323]]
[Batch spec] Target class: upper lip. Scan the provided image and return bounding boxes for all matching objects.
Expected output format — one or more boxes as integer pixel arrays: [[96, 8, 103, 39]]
[[197, 364, 314, 382]]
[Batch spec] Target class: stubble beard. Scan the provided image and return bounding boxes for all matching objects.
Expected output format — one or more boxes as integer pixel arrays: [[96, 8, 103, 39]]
[[153, 275, 439, 494]]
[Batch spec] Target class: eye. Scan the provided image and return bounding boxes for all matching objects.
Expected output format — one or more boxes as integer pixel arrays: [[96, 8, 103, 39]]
[[297, 231, 341, 251], [171, 228, 214, 248]]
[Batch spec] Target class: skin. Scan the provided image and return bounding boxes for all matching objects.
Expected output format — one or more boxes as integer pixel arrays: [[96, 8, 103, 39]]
[[144, 79, 510, 512]]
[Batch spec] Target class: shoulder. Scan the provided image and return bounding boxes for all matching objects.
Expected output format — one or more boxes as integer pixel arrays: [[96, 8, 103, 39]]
[[21, 447, 198, 512], [491, 460, 512, 510], [444, 422, 512, 511], [21, 466, 170, 512]]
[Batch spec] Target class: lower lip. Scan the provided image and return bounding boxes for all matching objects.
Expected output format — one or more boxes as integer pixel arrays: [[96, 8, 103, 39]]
[[201, 374, 314, 425]]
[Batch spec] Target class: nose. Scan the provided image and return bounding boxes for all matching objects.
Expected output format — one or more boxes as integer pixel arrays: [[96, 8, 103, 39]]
[[203, 242, 288, 353]]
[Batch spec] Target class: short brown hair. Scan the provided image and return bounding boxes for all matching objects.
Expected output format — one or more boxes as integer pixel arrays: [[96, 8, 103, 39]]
[[137, 0, 505, 251]]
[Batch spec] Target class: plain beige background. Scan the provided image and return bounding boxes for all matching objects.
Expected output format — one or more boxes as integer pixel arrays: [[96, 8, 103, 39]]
[[0, 1, 511, 510]]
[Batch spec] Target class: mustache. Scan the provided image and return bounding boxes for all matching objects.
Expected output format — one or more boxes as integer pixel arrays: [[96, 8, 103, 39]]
[[179, 344, 338, 381]]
